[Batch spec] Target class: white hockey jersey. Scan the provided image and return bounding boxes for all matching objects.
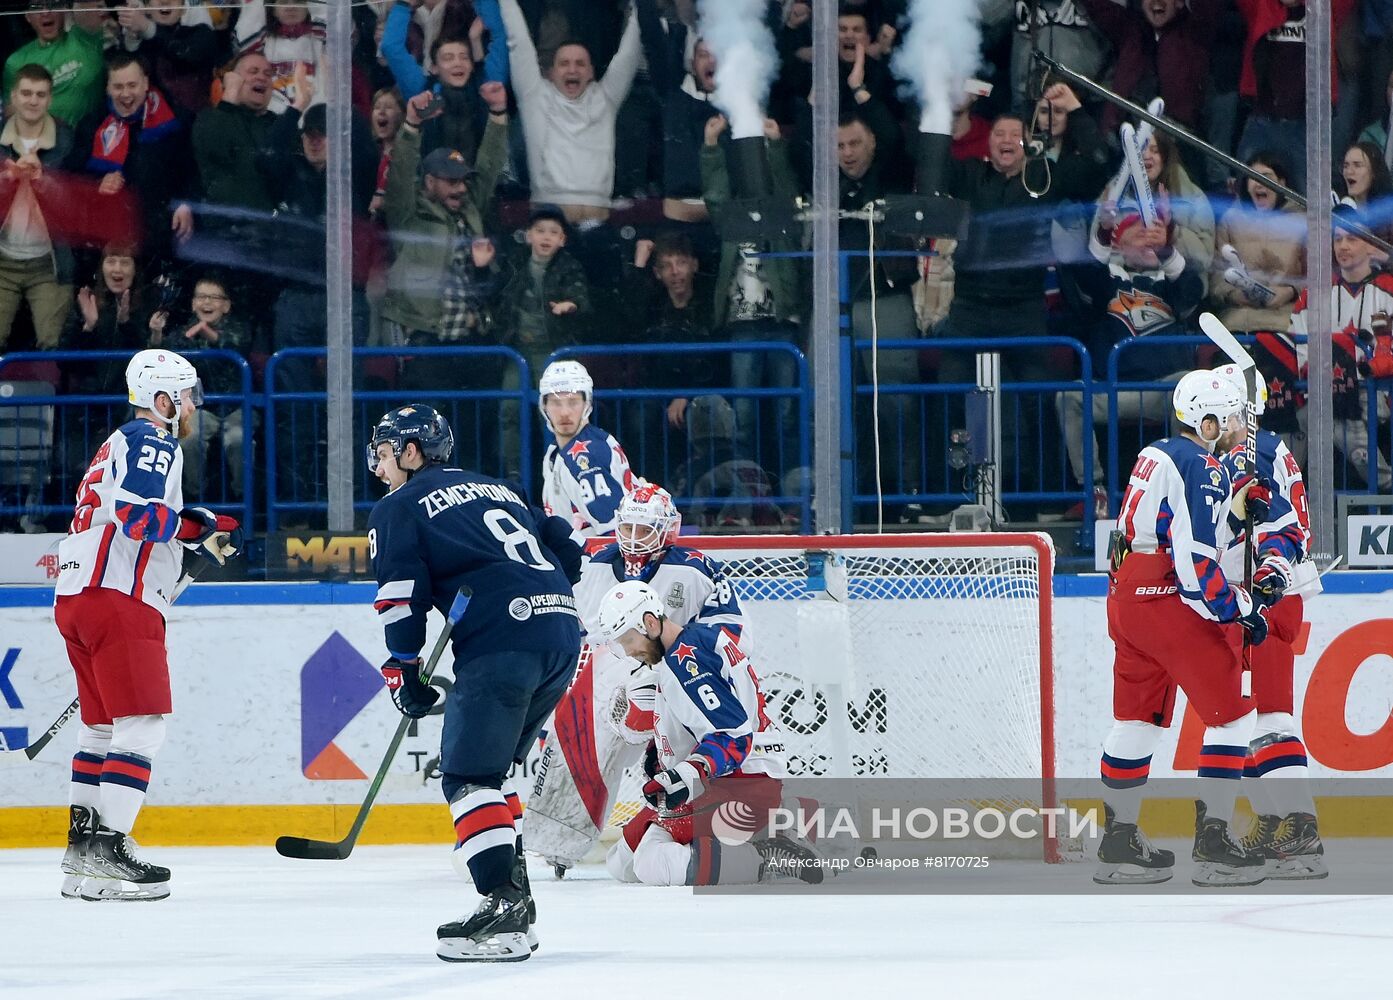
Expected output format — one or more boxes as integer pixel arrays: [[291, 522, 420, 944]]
[[652, 620, 781, 781], [55, 419, 186, 618], [541, 423, 635, 538], [1117, 435, 1248, 622], [1220, 431, 1319, 598], [573, 542, 743, 638]]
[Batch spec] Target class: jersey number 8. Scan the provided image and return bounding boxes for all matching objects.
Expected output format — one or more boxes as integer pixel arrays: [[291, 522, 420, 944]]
[[484, 509, 555, 571]]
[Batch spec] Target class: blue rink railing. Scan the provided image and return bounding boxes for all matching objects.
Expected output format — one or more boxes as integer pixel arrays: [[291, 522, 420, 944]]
[[0, 349, 255, 531], [1, 339, 1388, 536]]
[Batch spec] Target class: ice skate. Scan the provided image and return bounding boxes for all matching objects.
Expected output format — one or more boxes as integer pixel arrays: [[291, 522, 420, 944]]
[[514, 850, 540, 952], [436, 881, 532, 963], [755, 834, 824, 885], [60, 805, 99, 899], [1266, 812, 1328, 880], [1191, 801, 1265, 887], [80, 827, 171, 901], [1093, 805, 1174, 885]]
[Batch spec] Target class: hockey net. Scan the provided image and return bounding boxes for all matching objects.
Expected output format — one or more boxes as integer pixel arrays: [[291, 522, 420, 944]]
[[607, 532, 1063, 860]]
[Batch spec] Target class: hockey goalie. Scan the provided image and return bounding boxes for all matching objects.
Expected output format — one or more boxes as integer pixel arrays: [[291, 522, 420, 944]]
[[520, 485, 744, 874]]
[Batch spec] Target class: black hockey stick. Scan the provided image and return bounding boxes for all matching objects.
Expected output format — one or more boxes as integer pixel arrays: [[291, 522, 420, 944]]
[[0, 562, 208, 767], [275, 585, 472, 861]]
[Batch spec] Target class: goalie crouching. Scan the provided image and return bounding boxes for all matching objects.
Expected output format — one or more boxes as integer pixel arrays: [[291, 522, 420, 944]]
[[593, 581, 822, 886]]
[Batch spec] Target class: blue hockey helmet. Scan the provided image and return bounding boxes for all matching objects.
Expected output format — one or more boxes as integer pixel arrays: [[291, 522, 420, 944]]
[[368, 404, 454, 475]]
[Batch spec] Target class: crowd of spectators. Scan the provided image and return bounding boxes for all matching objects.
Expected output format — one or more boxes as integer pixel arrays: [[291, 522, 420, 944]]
[[0, 0, 1389, 532]]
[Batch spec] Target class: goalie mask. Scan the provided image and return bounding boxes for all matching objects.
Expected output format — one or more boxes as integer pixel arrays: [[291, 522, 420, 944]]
[[368, 403, 455, 476], [126, 349, 202, 433], [616, 484, 681, 558], [1172, 370, 1244, 450], [538, 360, 593, 434]]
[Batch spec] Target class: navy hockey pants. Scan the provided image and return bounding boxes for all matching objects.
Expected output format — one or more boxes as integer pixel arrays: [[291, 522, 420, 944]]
[[440, 649, 576, 797]]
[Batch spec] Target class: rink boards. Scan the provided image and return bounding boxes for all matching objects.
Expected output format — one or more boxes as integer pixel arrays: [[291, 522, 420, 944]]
[[1, 576, 1391, 847]]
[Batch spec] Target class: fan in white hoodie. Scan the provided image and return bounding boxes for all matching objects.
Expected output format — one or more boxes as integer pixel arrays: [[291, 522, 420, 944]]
[[235, 0, 326, 115], [498, 0, 640, 218]]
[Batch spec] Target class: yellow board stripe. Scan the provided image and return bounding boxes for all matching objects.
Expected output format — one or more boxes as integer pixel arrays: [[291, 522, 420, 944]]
[[0, 804, 454, 849], [3, 797, 1390, 848]]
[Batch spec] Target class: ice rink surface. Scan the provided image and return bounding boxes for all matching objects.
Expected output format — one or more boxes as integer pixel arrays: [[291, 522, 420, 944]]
[[2, 845, 1389, 999]]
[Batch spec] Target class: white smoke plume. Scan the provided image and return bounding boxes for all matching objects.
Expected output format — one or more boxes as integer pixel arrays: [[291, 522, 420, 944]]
[[698, 0, 778, 140], [891, 0, 984, 135]]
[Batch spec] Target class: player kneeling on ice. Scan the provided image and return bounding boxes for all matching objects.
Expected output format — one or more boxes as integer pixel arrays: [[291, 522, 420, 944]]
[[523, 484, 749, 874], [593, 582, 821, 886], [56, 349, 244, 901], [1097, 370, 1289, 888]]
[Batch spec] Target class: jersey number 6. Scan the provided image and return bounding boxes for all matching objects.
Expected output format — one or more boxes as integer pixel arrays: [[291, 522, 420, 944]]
[[484, 509, 555, 571]]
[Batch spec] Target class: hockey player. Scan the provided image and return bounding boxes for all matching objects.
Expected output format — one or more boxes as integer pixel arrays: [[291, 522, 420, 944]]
[[55, 349, 244, 901], [1095, 370, 1276, 888], [366, 403, 584, 963], [522, 484, 744, 873], [592, 581, 820, 886], [1212, 364, 1326, 879], [538, 359, 636, 537]]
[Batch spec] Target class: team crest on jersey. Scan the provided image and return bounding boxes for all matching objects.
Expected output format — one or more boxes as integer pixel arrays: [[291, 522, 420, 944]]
[[666, 583, 685, 610], [567, 439, 590, 459]]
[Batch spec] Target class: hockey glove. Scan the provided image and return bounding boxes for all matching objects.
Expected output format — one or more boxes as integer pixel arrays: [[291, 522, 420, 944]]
[[380, 657, 439, 718], [1251, 554, 1294, 608], [1234, 597, 1269, 646], [618, 666, 657, 743], [1357, 311, 1393, 379], [642, 760, 705, 811], [177, 507, 244, 566], [1229, 474, 1271, 525]]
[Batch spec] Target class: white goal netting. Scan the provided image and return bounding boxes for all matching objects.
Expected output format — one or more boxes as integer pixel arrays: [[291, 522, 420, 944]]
[[608, 533, 1058, 852]]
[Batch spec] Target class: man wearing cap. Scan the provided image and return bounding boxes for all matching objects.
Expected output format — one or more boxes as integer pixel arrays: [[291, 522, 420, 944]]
[[4, 1, 107, 127], [382, 85, 508, 351]]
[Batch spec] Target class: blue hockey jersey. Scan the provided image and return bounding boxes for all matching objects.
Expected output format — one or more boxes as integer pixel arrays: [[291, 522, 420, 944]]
[[652, 620, 781, 781], [368, 465, 583, 662]]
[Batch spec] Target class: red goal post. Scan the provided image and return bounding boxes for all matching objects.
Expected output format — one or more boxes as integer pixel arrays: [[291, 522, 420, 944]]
[[599, 531, 1062, 861]]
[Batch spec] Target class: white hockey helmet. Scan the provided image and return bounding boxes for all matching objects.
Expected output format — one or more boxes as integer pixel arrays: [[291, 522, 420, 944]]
[[126, 349, 202, 430], [1172, 370, 1244, 447], [538, 360, 593, 433], [594, 581, 665, 646], [617, 483, 682, 558], [1211, 363, 1266, 416]]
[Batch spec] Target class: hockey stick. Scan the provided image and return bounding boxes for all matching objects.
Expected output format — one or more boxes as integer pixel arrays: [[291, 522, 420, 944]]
[[275, 585, 473, 861], [1199, 312, 1260, 684], [0, 562, 207, 768]]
